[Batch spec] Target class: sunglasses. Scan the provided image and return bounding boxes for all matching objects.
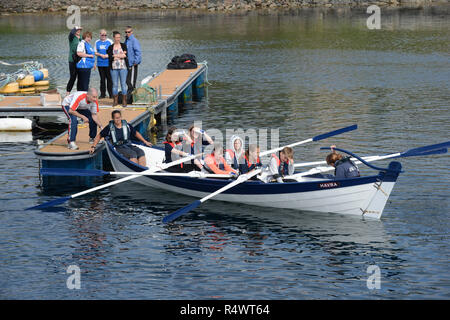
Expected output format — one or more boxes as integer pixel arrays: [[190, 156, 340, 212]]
[[125, 31, 132, 33], [100, 34, 107, 36]]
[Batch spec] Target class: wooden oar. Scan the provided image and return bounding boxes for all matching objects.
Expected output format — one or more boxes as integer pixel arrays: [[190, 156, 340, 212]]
[[40, 168, 232, 179], [26, 153, 204, 210], [287, 141, 449, 180], [162, 124, 358, 223]]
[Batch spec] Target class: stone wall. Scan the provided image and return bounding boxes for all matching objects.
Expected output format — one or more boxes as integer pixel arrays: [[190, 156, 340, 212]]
[[0, 0, 445, 14]]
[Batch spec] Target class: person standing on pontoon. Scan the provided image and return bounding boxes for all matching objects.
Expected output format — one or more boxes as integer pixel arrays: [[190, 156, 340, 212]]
[[95, 29, 113, 99], [76, 31, 96, 91], [107, 31, 129, 107], [61, 88, 103, 150], [90, 110, 152, 167], [66, 26, 82, 96], [124, 26, 141, 95]]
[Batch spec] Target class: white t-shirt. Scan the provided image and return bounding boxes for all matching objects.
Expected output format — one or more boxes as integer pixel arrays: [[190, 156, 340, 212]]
[[62, 91, 99, 114]]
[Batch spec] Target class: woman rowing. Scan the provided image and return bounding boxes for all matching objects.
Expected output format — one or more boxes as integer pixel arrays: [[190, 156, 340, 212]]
[[225, 135, 245, 170], [326, 145, 360, 179], [187, 125, 214, 171], [203, 143, 238, 176], [163, 127, 192, 173], [240, 144, 262, 174]]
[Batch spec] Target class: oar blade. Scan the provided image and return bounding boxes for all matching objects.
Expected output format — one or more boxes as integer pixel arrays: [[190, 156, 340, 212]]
[[26, 196, 71, 210], [40, 168, 109, 177], [312, 124, 357, 142], [401, 147, 447, 158], [163, 200, 202, 223], [402, 141, 450, 158]]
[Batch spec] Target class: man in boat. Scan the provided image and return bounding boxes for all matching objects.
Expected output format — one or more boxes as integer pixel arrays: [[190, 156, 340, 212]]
[[225, 135, 245, 171], [326, 145, 360, 179], [203, 143, 238, 176], [90, 110, 152, 167], [262, 147, 294, 183], [61, 87, 103, 150]]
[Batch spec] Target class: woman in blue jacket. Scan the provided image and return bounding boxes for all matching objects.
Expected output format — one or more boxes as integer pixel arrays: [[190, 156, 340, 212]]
[[76, 31, 96, 92]]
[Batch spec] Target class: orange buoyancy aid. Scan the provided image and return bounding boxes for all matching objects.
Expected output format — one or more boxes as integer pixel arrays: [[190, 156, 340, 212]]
[[272, 153, 289, 176]]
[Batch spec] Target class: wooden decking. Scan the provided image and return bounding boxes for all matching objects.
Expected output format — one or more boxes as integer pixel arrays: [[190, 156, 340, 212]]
[[35, 66, 204, 155], [0, 96, 42, 108], [148, 67, 201, 97], [38, 106, 147, 153]]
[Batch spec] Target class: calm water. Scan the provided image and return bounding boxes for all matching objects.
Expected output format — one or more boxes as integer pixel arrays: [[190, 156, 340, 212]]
[[0, 8, 449, 299]]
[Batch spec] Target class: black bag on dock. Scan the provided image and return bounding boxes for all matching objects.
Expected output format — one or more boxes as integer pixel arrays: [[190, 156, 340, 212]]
[[167, 54, 197, 69]]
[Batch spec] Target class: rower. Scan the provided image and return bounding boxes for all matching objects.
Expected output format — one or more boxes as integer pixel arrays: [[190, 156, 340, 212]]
[[240, 144, 262, 174], [203, 143, 238, 176], [326, 145, 360, 179], [225, 135, 245, 170], [90, 110, 152, 166], [163, 127, 193, 173], [187, 125, 214, 171], [263, 147, 294, 183]]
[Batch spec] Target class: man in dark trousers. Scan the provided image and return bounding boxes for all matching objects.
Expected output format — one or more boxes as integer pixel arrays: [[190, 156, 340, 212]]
[[66, 26, 82, 96], [124, 26, 142, 95]]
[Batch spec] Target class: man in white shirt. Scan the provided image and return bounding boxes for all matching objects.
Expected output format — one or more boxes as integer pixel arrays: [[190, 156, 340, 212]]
[[61, 88, 103, 150]]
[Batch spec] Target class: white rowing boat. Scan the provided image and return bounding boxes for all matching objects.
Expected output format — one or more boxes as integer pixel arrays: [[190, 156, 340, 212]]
[[106, 142, 402, 219]]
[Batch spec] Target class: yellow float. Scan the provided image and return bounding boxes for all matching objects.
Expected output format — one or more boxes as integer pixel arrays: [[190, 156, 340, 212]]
[[34, 80, 49, 86], [39, 68, 49, 79], [35, 85, 50, 92], [18, 75, 35, 87], [20, 87, 36, 94], [0, 82, 19, 93]]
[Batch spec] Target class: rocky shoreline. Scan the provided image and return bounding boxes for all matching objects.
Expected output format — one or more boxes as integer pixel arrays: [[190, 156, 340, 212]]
[[0, 0, 447, 14]]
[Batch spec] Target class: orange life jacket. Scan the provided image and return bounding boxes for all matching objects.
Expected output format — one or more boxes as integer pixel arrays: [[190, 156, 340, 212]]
[[163, 141, 183, 167], [272, 153, 288, 175]]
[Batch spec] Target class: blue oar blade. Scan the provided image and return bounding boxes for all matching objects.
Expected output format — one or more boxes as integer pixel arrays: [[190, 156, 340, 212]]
[[400, 147, 447, 158], [312, 124, 357, 141], [26, 196, 71, 210], [163, 200, 202, 223], [40, 168, 109, 177], [402, 141, 450, 158]]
